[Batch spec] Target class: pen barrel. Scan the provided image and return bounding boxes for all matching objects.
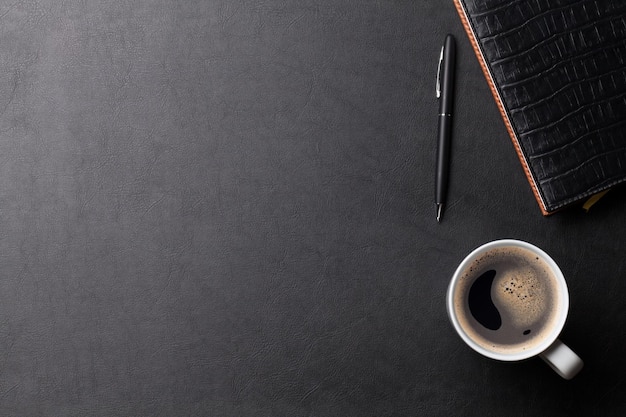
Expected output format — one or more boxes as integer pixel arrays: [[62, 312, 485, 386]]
[[434, 34, 456, 212], [435, 114, 453, 204]]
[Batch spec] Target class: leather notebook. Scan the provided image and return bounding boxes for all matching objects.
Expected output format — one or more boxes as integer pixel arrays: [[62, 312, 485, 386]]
[[453, 0, 626, 215]]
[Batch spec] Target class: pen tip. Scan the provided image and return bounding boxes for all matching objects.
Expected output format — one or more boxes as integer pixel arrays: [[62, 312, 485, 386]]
[[437, 205, 443, 222]]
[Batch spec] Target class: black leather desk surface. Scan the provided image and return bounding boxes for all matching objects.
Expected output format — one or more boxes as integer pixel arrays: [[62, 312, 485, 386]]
[[0, 1, 624, 415]]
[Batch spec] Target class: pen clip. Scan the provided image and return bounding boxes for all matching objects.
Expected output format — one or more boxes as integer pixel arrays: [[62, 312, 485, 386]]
[[436, 45, 444, 98]]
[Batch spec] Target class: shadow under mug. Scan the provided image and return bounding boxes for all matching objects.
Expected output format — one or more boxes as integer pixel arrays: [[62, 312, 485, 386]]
[[446, 239, 583, 379]]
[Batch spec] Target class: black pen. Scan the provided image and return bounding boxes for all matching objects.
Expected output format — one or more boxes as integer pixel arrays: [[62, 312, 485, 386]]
[[435, 34, 456, 222]]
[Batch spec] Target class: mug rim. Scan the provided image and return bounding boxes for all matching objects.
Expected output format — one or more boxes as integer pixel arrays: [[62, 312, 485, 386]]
[[446, 239, 569, 361]]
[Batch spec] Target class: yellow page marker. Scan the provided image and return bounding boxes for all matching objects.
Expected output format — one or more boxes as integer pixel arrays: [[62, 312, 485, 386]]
[[583, 190, 609, 212]]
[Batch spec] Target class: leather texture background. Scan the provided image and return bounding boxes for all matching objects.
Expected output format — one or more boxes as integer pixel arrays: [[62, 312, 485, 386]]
[[0, 1, 624, 415]]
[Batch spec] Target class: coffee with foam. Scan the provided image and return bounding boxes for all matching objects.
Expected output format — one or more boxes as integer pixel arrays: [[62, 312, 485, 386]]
[[452, 246, 563, 354]]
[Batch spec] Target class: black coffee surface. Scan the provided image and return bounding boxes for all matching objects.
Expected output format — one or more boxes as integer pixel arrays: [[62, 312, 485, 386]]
[[468, 269, 501, 330]]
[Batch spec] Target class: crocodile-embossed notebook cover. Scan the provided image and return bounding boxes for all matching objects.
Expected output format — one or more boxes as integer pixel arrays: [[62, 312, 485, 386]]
[[454, 0, 626, 215]]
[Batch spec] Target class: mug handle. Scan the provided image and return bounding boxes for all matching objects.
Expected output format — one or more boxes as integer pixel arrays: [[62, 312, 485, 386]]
[[539, 339, 583, 379]]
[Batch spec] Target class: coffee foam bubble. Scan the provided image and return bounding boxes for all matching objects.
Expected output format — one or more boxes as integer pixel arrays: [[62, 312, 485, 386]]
[[493, 257, 548, 324]]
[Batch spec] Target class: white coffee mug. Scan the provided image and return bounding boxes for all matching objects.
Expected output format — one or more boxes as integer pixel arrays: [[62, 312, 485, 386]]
[[446, 239, 583, 379]]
